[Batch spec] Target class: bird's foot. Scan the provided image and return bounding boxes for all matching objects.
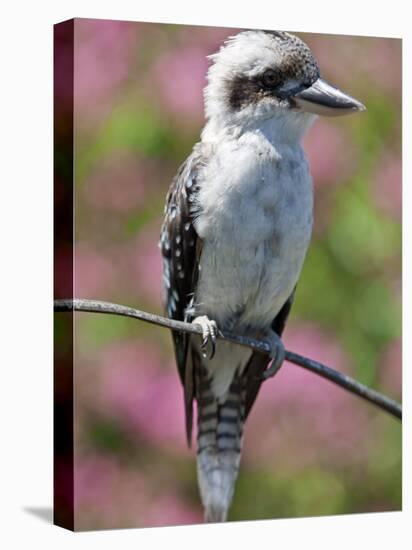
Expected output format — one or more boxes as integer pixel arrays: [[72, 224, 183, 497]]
[[193, 315, 218, 359], [261, 330, 285, 380]]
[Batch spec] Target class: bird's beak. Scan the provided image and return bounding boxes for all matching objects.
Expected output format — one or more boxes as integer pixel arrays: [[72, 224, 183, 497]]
[[292, 77, 366, 117]]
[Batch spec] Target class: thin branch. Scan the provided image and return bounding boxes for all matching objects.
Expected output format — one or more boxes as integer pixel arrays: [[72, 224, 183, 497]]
[[54, 298, 402, 421]]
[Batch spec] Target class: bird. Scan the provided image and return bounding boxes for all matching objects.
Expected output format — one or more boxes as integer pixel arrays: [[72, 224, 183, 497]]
[[159, 29, 365, 523]]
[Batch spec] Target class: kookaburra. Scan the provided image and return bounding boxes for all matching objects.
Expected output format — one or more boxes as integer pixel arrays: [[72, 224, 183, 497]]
[[160, 30, 365, 522]]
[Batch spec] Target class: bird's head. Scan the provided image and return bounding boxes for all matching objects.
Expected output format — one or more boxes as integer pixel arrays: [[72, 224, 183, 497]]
[[204, 30, 365, 140]]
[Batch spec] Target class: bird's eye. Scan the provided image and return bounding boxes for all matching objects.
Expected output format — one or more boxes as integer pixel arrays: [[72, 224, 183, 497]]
[[262, 69, 280, 88]]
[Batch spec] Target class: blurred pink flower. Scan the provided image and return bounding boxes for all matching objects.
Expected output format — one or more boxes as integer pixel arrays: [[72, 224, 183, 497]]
[[372, 153, 402, 219], [128, 225, 163, 308], [74, 18, 138, 123], [99, 342, 188, 453], [74, 453, 164, 529], [75, 242, 115, 297], [243, 323, 370, 468], [304, 121, 356, 187], [83, 153, 148, 213], [75, 452, 201, 528], [75, 454, 121, 508], [179, 26, 238, 53], [151, 47, 208, 120], [378, 339, 402, 398], [144, 493, 202, 527]]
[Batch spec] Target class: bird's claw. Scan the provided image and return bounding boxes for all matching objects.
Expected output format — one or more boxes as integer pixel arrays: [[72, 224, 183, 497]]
[[193, 316, 218, 359], [261, 331, 285, 380]]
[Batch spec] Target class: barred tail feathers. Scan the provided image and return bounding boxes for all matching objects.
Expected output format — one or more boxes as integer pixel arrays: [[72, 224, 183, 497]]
[[195, 367, 246, 522]]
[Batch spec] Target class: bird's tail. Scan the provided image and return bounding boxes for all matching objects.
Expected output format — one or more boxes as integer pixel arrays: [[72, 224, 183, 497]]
[[195, 366, 245, 522]]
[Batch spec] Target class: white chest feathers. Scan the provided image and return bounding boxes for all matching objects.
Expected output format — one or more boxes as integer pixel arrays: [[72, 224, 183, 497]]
[[193, 131, 313, 331]]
